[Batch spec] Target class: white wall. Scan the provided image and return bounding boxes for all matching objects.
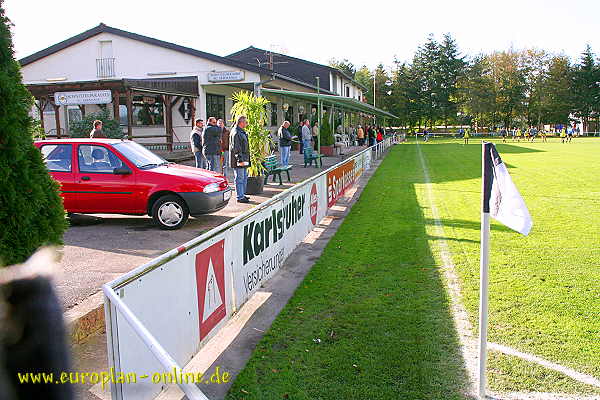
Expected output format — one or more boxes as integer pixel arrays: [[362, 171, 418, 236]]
[[21, 32, 261, 85]]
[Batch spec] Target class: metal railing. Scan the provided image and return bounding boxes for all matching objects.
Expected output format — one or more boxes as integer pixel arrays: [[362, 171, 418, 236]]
[[96, 58, 115, 78], [103, 136, 397, 399]]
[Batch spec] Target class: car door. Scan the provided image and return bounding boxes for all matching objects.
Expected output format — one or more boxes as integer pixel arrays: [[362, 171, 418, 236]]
[[74, 144, 137, 213], [39, 143, 77, 211]]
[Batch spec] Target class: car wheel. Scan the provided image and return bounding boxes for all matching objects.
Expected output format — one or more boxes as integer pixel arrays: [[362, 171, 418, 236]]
[[151, 194, 189, 230]]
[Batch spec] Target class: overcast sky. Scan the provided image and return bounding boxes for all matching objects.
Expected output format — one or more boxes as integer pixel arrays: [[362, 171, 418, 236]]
[[4, 0, 600, 70]]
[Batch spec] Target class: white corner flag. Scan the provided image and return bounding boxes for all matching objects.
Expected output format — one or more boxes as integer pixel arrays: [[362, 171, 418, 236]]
[[478, 142, 532, 399], [485, 143, 532, 235]]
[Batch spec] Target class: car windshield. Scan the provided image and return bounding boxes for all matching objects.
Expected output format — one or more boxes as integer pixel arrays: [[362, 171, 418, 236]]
[[112, 141, 167, 169]]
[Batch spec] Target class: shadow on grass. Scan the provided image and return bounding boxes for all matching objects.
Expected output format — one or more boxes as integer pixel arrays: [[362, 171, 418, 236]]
[[225, 144, 474, 400]]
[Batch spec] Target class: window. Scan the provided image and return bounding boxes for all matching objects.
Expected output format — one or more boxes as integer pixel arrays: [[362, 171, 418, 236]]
[[113, 141, 166, 168], [206, 94, 225, 121], [285, 106, 294, 124], [270, 103, 278, 126], [345, 86, 350, 97], [78, 145, 124, 173], [119, 95, 164, 126], [41, 144, 72, 172], [67, 105, 83, 130]]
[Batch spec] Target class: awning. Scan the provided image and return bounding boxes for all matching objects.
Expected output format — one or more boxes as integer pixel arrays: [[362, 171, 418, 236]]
[[261, 88, 397, 119]]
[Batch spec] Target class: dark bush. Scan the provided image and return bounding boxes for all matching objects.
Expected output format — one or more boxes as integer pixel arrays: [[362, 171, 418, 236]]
[[69, 109, 123, 138], [0, 6, 67, 265]]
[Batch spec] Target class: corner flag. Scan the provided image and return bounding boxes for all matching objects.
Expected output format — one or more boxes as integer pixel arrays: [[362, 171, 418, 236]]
[[483, 143, 532, 235], [478, 142, 532, 399]]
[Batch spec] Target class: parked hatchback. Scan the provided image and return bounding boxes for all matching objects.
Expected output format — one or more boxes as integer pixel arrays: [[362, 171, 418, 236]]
[[34, 139, 232, 229]]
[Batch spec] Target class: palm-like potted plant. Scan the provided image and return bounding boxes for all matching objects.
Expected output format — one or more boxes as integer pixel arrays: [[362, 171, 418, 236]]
[[319, 112, 335, 156], [230, 91, 272, 194]]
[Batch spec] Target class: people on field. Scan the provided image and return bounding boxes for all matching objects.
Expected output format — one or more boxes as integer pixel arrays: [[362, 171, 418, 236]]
[[530, 127, 537, 142], [501, 128, 507, 143], [463, 128, 470, 144], [567, 126, 574, 142], [190, 118, 205, 169], [218, 119, 229, 175], [540, 129, 547, 142], [202, 117, 223, 172], [278, 121, 294, 167], [89, 120, 106, 138], [516, 128, 522, 142], [560, 128, 567, 143], [230, 116, 251, 203]]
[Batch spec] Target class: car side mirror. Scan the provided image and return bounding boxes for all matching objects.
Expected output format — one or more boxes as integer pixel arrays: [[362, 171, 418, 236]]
[[113, 166, 132, 175]]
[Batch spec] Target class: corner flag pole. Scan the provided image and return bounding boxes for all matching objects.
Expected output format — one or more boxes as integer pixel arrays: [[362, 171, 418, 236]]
[[479, 142, 492, 399]]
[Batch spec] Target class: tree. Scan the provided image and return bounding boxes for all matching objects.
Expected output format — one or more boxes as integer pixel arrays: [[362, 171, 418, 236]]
[[373, 63, 391, 111], [354, 65, 373, 103], [0, 6, 67, 265], [438, 33, 466, 128], [539, 55, 574, 125], [459, 55, 496, 128], [69, 110, 123, 138], [412, 34, 442, 127], [572, 45, 600, 132], [328, 58, 356, 77]]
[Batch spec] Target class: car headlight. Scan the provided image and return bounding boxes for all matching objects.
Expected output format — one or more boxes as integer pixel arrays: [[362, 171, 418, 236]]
[[203, 183, 220, 193]]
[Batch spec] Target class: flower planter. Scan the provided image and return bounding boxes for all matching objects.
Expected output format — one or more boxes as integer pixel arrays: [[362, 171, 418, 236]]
[[320, 145, 335, 156], [246, 176, 265, 194]]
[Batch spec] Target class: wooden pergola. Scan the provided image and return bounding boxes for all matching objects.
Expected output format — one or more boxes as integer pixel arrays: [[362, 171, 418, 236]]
[[26, 77, 199, 151]]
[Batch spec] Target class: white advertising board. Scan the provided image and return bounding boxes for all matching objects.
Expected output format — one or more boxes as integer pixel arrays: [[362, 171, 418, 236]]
[[105, 142, 388, 400], [54, 90, 112, 105]]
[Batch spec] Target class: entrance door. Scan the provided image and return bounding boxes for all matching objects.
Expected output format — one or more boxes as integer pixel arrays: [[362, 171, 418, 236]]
[[74, 144, 137, 213], [39, 143, 77, 210]]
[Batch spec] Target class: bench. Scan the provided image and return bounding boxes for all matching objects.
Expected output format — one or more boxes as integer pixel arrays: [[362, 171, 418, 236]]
[[263, 155, 292, 185], [303, 147, 323, 168]]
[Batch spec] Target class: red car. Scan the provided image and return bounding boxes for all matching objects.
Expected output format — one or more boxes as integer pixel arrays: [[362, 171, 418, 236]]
[[35, 139, 231, 229]]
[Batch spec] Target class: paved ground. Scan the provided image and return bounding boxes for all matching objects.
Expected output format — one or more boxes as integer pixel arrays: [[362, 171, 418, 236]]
[[68, 145, 385, 400], [57, 146, 368, 311]]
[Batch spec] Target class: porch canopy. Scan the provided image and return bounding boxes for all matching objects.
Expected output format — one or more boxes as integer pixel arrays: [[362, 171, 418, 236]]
[[261, 88, 397, 120], [27, 76, 199, 149]]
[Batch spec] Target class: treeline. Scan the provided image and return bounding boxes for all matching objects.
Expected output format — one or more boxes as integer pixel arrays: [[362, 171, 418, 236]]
[[331, 34, 600, 131]]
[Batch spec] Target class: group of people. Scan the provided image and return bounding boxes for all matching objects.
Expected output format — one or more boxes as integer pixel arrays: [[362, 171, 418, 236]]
[[190, 116, 252, 203]]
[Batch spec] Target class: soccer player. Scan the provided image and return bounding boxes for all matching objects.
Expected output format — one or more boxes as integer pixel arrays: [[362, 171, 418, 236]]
[[463, 128, 470, 145], [524, 128, 530, 142], [530, 127, 537, 142], [560, 128, 567, 143], [567, 127, 574, 142], [540, 129, 547, 142], [501, 128, 507, 143], [516, 128, 522, 142]]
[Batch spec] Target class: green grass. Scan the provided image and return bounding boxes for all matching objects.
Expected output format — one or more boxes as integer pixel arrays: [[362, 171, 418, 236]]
[[226, 144, 471, 400], [416, 136, 600, 394], [226, 137, 600, 398]]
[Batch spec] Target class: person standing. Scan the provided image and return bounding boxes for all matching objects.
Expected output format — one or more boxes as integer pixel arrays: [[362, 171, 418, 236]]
[[357, 125, 365, 146], [89, 120, 107, 138], [278, 121, 293, 167], [202, 117, 222, 172], [298, 121, 305, 154], [218, 119, 230, 175], [230, 116, 251, 203], [190, 118, 205, 169], [301, 119, 312, 153], [312, 122, 319, 150]]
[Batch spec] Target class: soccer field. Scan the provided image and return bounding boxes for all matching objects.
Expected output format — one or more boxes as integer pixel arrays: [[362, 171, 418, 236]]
[[225, 137, 599, 399], [417, 137, 600, 394]]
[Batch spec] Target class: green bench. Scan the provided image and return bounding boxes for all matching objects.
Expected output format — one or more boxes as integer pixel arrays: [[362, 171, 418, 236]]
[[303, 147, 323, 168], [263, 155, 292, 185]]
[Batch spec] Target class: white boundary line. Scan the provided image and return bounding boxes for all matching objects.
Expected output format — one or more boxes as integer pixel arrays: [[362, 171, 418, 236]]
[[415, 142, 600, 400]]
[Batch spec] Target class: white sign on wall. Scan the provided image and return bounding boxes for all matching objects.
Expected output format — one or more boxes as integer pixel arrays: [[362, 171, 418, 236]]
[[54, 90, 112, 105], [207, 71, 245, 82]]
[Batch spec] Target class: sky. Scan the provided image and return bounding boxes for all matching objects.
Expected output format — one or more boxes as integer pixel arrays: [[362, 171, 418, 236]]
[[4, 0, 600, 71]]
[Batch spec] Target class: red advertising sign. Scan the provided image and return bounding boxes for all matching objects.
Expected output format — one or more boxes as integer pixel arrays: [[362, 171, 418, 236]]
[[327, 159, 356, 207], [310, 183, 318, 225], [195, 240, 226, 341]]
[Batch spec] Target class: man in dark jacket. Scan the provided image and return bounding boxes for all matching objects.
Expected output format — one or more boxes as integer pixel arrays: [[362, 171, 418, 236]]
[[202, 117, 223, 172], [190, 118, 205, 169], [218, 119, 230, 175], [230, 116, 250, 203], [278, 121, 293, 166]]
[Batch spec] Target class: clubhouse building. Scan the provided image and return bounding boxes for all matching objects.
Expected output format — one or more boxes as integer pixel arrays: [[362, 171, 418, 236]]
[[20, 24, 394, 151]]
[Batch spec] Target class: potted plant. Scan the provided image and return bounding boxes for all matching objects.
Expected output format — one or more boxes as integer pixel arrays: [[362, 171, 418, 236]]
[[230, 91, 272, 195], [319, 112, 335, 156]]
